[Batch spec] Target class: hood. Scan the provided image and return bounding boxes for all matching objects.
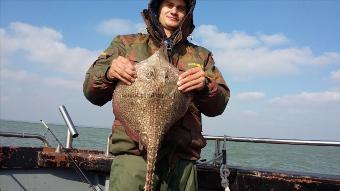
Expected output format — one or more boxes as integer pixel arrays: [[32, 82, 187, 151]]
[[141, 0, 196, 48]]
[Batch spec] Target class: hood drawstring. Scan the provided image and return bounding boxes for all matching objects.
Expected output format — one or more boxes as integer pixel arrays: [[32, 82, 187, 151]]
[[163, 38, 174, 63]]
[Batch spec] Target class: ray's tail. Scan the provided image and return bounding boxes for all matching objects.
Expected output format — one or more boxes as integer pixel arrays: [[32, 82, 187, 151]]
[[144, 132, 161, 191]]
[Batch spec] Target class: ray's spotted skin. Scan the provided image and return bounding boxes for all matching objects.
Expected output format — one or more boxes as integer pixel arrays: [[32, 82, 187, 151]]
[[112, 51, 191, 191]]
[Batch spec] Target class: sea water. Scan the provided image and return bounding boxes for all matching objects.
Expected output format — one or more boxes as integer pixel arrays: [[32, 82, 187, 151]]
[[1, 119, 339, 175]]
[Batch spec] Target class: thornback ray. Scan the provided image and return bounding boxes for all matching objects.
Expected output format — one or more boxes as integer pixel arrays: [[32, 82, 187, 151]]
[[112, 50, 192, 191]]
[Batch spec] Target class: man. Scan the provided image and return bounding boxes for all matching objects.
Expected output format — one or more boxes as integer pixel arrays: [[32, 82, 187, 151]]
[[83, 0, 230, 190]]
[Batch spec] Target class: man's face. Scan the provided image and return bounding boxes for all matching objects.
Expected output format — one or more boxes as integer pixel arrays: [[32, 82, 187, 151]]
[[158, 0, 187, 32]]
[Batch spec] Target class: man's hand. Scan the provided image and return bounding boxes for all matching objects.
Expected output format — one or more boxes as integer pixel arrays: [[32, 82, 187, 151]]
[[177, 67, 206, 93], [107, 56, 137, 85]]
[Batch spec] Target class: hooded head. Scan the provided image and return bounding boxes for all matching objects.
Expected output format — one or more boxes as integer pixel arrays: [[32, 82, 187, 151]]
[[142, 0, 196, 47]]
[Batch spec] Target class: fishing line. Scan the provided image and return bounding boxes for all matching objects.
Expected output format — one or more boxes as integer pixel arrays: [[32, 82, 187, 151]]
[[40, 120, 103, 191]]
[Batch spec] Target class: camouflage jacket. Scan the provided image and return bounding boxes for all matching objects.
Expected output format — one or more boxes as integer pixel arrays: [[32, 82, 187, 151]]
[[83, 33, 230, 160]]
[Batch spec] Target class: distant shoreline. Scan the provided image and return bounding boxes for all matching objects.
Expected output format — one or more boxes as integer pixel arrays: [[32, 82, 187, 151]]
[[0, 118, 110, 130]]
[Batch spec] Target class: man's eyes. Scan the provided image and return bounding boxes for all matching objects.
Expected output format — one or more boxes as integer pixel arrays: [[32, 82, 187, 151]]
[[165, 2, 186, 13], [177, 6, 186, 12]]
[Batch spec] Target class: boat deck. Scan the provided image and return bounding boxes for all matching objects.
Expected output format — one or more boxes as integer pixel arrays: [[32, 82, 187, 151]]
[[1, 146, 339, 191]]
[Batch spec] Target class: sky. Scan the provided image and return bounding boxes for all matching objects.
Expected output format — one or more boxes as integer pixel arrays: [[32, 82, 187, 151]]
[[1, 0, 340, 140]]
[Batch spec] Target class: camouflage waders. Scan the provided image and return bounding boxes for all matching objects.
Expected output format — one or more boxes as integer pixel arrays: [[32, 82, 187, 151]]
[[108, 126, 198, 191], [109, 154, 198, 191]]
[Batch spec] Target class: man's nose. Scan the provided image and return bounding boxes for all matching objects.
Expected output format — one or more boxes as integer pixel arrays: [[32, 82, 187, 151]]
[[169, 7, 178, 14]]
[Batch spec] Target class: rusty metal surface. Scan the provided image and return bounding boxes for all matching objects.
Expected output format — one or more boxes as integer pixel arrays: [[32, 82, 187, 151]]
[[1, 146, 340, 191], [0, 147, 42, 168], [0, 146, 113, 173], [38, 147, 112, 173], [197, 164, 340, 191]]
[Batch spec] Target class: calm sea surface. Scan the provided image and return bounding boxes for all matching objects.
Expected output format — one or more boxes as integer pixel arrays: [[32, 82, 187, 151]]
[[1, 119, 339, 175]]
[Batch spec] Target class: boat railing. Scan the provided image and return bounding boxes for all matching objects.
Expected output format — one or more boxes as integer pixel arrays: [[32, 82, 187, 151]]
[[104, 134, 340, 157], [0, 131, 51, 147], [199, 135, 340, 166], [204, 135, 340, 147]]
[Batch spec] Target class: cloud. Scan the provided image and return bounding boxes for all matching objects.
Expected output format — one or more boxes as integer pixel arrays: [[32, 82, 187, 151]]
[[259, 33, 290, 46], [96, 18, 145, 36], [241, 110, 259, 117], [1, 68, 81, 90], [331, 70, 340, 81], [0, 68, 39, 82], [204, 90, 340, 139], [1, 22, 99, 79], [193, 26, 260, 49], [269, 91, 340, 106], [0, 22, 112, 127], [43, 77, 81, 90], [193, 25, 340, 80], [0, 21, 100, 94], [234, 91, 265, 101]]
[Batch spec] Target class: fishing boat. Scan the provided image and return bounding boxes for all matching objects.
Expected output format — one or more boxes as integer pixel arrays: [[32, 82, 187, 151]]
[[1, 106, 340, 191]]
